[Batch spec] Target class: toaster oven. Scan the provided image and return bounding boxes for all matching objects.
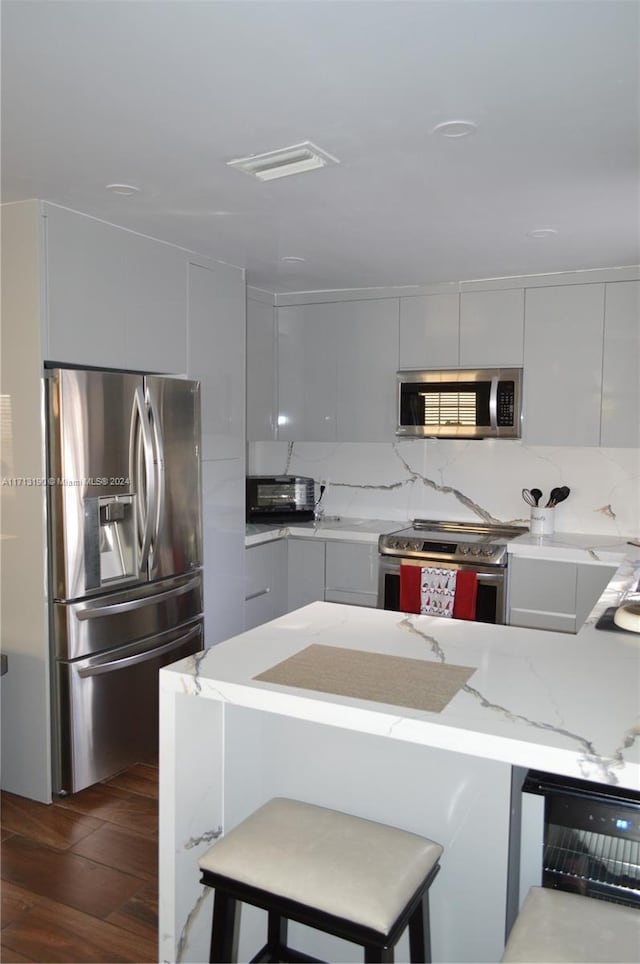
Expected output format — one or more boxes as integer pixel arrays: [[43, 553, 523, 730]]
[[246, 476, 315, 523]]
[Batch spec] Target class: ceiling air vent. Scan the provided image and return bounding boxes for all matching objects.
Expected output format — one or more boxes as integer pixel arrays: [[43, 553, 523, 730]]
[[226, 141, 339, 181]]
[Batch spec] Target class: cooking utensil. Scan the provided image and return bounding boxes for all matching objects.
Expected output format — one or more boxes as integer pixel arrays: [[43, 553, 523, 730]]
[[546, 486, 570, 508], [522, 487, 543, 507]]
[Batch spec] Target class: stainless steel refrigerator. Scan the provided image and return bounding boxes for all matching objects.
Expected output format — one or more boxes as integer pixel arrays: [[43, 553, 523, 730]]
[[46, 367, 203, 795]]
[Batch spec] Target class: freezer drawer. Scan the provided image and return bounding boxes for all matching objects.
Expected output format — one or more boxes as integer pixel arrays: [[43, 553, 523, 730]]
[[55, 617, 203, 795], [53, 571, 203, 660]]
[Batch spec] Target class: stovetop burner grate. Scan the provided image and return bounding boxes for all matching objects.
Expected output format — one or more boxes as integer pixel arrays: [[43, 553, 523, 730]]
[[379, 519, 528, 565]]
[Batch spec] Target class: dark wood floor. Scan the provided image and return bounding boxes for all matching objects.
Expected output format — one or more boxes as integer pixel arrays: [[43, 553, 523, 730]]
[[0, 764, 159, 963]]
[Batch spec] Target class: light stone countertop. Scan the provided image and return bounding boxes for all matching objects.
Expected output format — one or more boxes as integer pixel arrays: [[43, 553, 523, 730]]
[[245, 517, 402, 546], [159, 538, 640, 964], [246, 517, 636, 562], [162, 547, 640, 791]]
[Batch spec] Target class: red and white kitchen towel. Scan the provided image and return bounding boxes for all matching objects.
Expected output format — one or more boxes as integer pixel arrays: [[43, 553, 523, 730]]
[[399, 565, 478, 620]]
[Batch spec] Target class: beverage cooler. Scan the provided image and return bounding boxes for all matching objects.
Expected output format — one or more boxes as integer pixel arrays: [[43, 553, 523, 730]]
[[516, 769, 640, 912]]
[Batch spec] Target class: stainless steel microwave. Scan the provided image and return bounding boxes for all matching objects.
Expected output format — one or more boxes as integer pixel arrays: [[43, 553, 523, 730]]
[[397, 368, 523, 439]]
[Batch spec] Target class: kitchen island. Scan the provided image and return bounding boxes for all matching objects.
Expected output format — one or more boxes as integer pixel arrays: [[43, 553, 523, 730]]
[[159, 559, 640, 963]]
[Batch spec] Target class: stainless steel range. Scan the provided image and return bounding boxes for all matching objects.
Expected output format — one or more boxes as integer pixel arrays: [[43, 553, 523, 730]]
[[378, 519, 528, 623]]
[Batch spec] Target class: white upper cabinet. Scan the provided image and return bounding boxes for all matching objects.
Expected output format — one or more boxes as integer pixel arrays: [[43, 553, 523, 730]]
[[246, 296, 277, 442], [601, 280, 640, 448], [187, 260, 245, 461], [459, 289, 524, 367], [335, 298, 399, 441], [277, 298, 399, 442], [277, 303, 338, 441], [399, 289, 524, 370], [44, 204, 188, 373], [399, 293, 459, 369], [523, 283, 605, 446]]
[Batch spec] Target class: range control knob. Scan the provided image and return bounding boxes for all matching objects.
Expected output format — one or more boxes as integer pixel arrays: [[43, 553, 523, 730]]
[[470, 546, 482, 555], [459, 545, 470, 555], [411, 539, 423, 550]]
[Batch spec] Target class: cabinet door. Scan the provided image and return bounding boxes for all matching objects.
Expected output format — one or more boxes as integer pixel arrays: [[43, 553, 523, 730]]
[[601, 281, 640, 448], [459, 289, 524, 368], [246, 297, 277, 442], [188, 261, 245, 461], [201, 458, 245, 646], [509, 557, 577, 633], [399, 294, 459, 369], [335, 299, 399, 441], [277, 305, 338, 441], [244, 540, 287, 631], [523, 284, 605, 446], [575, 563, 617, 629], [287, 539, 325, 612], [324, 542, 378, 607], [45, 204, 188, 372]]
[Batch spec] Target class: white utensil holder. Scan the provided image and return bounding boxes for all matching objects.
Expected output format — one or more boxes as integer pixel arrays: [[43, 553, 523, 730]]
[[530, 506, 554, 536]]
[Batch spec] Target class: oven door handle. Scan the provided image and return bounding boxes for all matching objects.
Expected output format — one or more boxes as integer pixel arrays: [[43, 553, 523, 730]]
[[379, 559, 506, 579]]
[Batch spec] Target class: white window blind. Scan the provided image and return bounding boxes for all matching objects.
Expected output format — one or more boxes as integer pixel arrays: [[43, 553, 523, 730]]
[[421, 391, 477, 426]]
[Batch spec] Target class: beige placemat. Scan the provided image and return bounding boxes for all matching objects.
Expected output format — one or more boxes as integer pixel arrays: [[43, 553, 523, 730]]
[[253, 644, 475, 714]]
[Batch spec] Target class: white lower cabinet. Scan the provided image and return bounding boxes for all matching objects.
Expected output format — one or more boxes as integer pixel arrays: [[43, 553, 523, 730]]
[[244, 540, 288, 631], [287, 539, 326, 612], [324, 542, 378, 608], [245, 537, 382, 630], [508, 557, 616, 633]]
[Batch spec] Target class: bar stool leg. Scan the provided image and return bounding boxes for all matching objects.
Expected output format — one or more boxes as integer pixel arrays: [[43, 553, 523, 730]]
[[266, 911, 288, 959], [408, 893, 431, 964], [210, 889, 239, 963], [364, 946, 394, 963]]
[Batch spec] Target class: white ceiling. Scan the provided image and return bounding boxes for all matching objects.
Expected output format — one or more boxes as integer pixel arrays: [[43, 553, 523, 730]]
[[2, 0, 639, 293]]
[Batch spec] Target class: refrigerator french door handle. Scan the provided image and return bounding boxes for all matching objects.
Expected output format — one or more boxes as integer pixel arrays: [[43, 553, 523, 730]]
[[145, 382, 165, 558], [129, 386, 156, 572], [489, 376, 499, 430], [75, 574, 202, 620], [77, 625, 202, 678]]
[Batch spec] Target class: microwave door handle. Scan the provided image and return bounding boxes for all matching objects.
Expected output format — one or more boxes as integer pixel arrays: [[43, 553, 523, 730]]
[[489, 376, 499, 430]]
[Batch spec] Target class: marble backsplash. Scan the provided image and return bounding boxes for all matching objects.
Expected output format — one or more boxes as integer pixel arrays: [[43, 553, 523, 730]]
[[248, 440, 640, 538]]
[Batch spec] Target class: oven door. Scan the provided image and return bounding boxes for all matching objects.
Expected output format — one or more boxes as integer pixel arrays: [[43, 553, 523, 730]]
[[378, 555, 507, 624]]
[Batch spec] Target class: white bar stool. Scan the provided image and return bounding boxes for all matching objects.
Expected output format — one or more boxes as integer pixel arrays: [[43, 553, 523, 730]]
[[198, 797, 443, 963], [502, 887, 640, 963]]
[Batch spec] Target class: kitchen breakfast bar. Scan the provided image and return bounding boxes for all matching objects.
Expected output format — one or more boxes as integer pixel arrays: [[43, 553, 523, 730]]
[[158, 558, 640, 964]]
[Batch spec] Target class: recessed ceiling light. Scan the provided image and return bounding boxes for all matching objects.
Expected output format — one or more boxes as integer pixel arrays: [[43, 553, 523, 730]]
[[527, 228, 558, 239], [105, 183, 141, 195], [227, 141, 339, 181], [431, 120, 477, 138], [281, 256, 306, 263]]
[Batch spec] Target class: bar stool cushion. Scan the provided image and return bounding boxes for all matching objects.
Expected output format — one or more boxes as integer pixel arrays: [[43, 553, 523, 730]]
[[198, 797, 443, 936], [502, 887, 640, 963]]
